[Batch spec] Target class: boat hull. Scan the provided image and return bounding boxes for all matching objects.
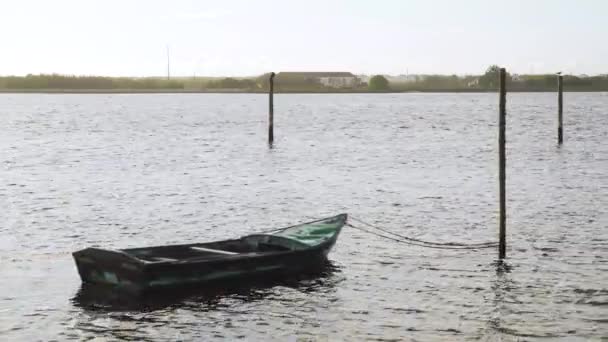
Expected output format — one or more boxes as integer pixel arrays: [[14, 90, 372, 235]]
[[74, 242, 336, 293], [73, 214, 345, 293]]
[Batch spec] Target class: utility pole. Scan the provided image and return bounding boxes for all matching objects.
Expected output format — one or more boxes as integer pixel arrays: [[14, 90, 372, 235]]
[[498, 68, 507, 260], [557, 74, 564, 144], [269, 72, 275, 146]]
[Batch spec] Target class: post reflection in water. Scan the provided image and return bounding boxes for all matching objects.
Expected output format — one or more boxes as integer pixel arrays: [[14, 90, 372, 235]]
[[487, 260, 515, 339]]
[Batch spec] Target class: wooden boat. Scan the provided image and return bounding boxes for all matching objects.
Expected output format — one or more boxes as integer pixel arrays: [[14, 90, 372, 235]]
[[73, 214, 346, 293]]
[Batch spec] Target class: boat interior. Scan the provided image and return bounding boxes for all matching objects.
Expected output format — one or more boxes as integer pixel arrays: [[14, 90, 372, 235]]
[[122, 234, 310, 263]]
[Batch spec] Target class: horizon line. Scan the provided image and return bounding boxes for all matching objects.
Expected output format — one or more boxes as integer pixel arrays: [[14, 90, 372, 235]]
[[1, 71, 607, 78]]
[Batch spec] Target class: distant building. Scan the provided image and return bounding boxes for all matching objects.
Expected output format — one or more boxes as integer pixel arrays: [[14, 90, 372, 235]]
[[276, 72, 359, 88], [511, 74, 523, 82], [467, 78, 480, 87]]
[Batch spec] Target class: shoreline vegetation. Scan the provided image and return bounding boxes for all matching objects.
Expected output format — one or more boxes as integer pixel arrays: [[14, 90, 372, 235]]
[[1, 66, 607, 93], [2, 88, 606, 94]]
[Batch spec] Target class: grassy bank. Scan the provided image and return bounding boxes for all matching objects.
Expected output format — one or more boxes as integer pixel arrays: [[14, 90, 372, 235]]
[[1, 88, 606, 94], [1, 73, 607, 94]]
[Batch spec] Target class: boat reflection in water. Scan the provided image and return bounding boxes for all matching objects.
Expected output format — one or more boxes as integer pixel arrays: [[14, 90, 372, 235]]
[[72, 261, 342, 312]]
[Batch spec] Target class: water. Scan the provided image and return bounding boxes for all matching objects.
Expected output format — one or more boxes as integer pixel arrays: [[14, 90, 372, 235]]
[[1, 93, 606, 341]]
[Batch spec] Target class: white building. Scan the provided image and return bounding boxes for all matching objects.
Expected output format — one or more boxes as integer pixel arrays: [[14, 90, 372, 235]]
[[276, 72, 360, 88], [318, 74, 359, 88], [467, 78, 480, 87]]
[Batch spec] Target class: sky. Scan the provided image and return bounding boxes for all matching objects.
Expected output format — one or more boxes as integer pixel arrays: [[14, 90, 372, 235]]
[[1, 0, 607, 77]]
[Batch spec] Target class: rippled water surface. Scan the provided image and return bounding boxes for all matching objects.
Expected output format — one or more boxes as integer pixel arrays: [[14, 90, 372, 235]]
[[1, 93, 606, 341]]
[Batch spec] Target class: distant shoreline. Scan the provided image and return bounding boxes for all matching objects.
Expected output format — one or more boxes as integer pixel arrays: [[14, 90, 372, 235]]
[[1, 88, 606, 94]]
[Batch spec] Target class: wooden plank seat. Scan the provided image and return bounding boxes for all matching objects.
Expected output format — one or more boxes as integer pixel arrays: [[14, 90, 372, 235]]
[[152, 257, 178, 262], [190, 246, 238, 255]]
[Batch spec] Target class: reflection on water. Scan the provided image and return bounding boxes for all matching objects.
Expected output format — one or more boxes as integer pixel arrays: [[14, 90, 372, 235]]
[[72, 262, 341, 312], [487, 261, 515, 339], [68, 263, 344, 341]]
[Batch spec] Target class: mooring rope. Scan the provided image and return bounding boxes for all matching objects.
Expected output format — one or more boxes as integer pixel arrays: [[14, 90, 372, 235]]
[[254, 214, 498, 250], [347, 216, 498, 250]]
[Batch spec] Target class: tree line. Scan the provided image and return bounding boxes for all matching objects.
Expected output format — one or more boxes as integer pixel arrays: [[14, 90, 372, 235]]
[[0, 74, 184, 89], [0, 74, 257, 90], [1, 68, 607, 92]]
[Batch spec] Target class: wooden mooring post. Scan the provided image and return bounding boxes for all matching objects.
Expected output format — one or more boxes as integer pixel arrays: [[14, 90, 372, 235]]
[[268, 72, 275, 146], [498, 68, 507, 260], [558, 74, 564, 144]]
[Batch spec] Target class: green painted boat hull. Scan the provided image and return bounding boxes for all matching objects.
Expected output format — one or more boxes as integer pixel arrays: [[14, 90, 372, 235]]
[[73, 214, 346, 293]]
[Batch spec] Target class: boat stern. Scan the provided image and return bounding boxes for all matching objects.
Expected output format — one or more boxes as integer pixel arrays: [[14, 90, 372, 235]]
[[73, 248, 145, 291]]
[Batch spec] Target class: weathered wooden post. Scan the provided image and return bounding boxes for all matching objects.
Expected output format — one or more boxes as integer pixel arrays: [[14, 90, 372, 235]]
[[558, 75, 563, 144], [268, 72, 275, 146], [498, 68, 507, 259]]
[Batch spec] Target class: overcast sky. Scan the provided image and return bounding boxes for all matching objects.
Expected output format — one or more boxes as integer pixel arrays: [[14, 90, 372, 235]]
[[1, 0, 606, 77]]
